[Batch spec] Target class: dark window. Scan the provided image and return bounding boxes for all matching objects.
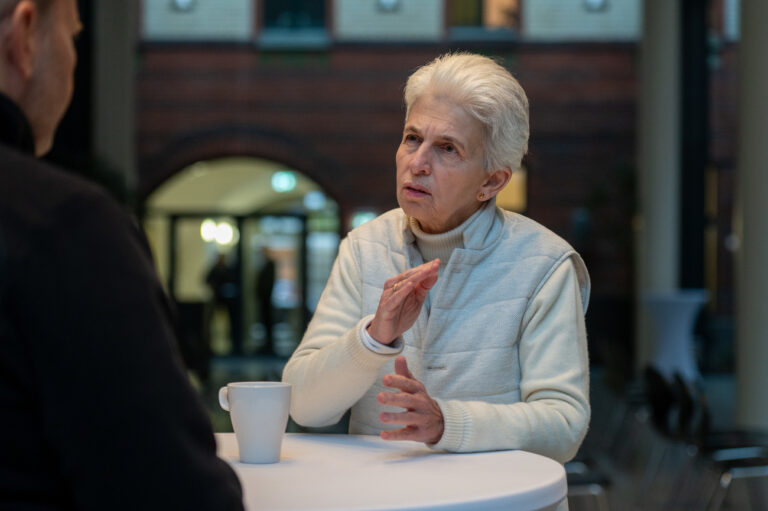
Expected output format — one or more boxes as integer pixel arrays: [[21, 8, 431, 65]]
[[264, 0, 325, 30], [451, 0, 483, 27]]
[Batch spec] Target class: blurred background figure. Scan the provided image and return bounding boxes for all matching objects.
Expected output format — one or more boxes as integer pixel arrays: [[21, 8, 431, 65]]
[[206, 252, 242, 355], [255, 246, 276, 355]]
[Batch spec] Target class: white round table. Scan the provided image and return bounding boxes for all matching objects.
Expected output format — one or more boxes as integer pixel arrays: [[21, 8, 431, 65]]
[[215, 433, 567, 511]]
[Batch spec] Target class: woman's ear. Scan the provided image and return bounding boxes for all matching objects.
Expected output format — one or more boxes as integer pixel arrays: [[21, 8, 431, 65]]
[[478, 168, 512, 201]]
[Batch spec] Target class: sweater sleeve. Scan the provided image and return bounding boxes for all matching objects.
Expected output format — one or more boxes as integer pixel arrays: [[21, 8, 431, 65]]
[[431, 257, 590, 463], [282, 237, 402, 427]]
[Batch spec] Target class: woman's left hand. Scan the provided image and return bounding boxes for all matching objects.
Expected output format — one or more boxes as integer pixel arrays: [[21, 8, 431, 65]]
[[378, 356, 444, 444]]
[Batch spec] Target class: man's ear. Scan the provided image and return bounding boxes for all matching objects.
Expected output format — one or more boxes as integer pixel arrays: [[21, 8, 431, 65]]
[[5, 1, 38, 81], [479, 168, 512, 200]]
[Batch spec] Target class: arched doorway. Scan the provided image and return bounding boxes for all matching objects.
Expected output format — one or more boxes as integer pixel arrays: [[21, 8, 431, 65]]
[[143, 156, 340, 380]]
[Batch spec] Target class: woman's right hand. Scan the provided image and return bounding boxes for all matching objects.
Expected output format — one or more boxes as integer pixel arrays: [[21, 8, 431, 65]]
[[366, 259, 440, 345]]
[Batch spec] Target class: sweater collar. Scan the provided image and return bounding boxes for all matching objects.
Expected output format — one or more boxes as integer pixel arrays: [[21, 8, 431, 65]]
[[409, 215, 465, 267], [402, 198, 501, 251], [0, 92, 35, 155]]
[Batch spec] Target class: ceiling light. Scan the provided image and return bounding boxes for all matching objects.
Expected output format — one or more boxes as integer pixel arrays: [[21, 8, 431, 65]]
[[583, 0, 609, 12], [200, 219, 217, 242], [271, 171, 297, 193], [377, 0, 401, 12], [171, 0, 196, 12], [303, 190, 327, 211]]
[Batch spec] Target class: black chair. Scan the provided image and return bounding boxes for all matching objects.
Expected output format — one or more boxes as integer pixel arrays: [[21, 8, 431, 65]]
[[644, 366, 680, 439], [670, 375, 768, 511], [642, 368, 768, 510], [566, 460, 611, 511]]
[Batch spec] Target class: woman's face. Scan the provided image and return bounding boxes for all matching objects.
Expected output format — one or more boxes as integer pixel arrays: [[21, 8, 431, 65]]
[[396, 94, 490, 234]]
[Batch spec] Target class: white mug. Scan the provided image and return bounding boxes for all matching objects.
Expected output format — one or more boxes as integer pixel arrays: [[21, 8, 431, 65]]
[[218, 382, 291, 464]]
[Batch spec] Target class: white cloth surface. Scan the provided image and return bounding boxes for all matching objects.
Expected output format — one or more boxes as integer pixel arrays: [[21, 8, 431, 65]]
[[216, 433, 568, 511]]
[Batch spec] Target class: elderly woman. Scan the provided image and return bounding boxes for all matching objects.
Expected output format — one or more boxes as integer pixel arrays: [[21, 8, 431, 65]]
[[282, 52, 590, 463]]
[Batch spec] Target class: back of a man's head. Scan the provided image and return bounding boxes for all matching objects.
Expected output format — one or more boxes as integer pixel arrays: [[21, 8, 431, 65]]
[[0, 0, 80, 156]]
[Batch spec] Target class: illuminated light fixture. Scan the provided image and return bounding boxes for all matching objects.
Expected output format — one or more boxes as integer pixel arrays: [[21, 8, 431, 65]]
[[377, 0, 401, 12], [303, 190, 327, 211], [583, 0, 609, 12], [200, 218, 217, 242], [215, 222, 234, 245], [271, 171, 297, 193], [171, 0, 196, 12], [200, 219, 239, 247], [351, 210, 377, 229]]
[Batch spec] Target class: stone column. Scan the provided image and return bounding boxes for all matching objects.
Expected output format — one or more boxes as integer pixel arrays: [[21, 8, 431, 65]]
[[635, 0, 681, 373], [92, 1, 137, 190], [735, 0, 768, 429]]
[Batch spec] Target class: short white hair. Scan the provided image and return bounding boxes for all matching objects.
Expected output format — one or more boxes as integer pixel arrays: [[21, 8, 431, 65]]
[[404, 52, 530, 173]]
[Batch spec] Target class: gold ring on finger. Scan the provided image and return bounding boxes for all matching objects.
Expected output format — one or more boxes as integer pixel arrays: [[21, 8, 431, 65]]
[[393, 282, 400, 292]]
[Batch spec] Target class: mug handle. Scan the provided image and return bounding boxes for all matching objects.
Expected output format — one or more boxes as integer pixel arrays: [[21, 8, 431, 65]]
[[218, 386, 230, 411]]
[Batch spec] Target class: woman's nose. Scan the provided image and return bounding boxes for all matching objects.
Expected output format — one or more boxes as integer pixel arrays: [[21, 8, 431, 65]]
[[410, 146, 431, 175]]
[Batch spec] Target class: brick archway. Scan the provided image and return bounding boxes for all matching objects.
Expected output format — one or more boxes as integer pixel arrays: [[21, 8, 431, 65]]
[[138, 125, 346, 215]]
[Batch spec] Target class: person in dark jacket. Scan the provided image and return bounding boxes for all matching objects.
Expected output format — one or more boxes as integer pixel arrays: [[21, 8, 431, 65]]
[[255, 247, 276, 355], [206, 253, 243, 355], [0, 1, 244, 509]]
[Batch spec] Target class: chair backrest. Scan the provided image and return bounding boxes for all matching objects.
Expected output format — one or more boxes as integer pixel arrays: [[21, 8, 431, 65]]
[[644, 365, 676, 437], [672, 372, 711, 447]]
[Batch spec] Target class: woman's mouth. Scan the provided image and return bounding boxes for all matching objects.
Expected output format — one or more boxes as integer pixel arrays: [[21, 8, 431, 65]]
[[403, 184, 431, 198]]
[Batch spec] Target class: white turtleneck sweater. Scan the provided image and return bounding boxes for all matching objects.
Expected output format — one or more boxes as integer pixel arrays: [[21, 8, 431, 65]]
[[410, 213, 471, 304], [283, 202, 590, 462]]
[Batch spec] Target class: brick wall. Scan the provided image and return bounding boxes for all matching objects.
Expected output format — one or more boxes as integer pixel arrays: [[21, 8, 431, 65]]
[[136, 40, 739, 345], [137, 42, 637, 291]]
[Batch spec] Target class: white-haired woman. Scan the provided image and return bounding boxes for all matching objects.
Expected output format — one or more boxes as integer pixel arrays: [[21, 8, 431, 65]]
[[283, 53, 590, 463]]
